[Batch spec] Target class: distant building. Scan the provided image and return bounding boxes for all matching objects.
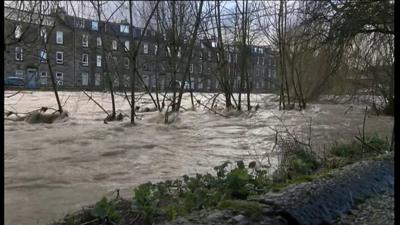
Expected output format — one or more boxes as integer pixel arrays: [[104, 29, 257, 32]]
[[4, 6, 278, 93]]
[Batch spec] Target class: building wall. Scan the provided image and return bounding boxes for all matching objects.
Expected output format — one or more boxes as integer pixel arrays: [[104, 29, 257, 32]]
[[4, 7, 278, 93]]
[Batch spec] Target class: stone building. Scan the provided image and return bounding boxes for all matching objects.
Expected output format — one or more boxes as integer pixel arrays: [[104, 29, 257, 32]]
[[4, 6, 278, 93]]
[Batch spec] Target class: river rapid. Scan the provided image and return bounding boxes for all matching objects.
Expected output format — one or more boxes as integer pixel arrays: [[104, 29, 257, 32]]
[[4, 91, 393, 225]]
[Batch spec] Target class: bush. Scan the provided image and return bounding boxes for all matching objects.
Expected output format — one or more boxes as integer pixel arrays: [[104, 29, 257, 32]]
[[275, 141, 320, 182], [129, 160, 271, 223], [330, 135, 389, 160], [91, 197, 120, 223], [330, 141, 361, 158]]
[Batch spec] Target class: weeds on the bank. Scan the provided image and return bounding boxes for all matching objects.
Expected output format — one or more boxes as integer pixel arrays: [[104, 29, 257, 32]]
[[330, 134, 389, 160], [91, 197, 120, 223], [130, 160, 272, 224]]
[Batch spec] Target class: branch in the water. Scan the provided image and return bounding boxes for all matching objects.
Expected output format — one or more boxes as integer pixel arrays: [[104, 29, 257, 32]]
[[82, 90, 110, 117], [5, 90, 22, 98], [193, 95, 228, 118]]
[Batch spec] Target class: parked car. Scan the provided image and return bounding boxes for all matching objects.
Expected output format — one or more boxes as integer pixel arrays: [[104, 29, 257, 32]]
[[5, 76, 24, 87]]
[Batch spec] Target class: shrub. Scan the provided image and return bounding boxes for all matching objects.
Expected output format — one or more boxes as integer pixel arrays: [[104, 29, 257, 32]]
[[129, 160, 271, 222], [132, 183, 160, 224], [91, 197, 120, 223], [275, 141, 320, 182], [330, 135, 388, 160], [330, 141, 361, 158]]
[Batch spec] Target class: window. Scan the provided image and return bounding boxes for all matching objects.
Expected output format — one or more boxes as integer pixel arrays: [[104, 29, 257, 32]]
[[124, 41, 129, 51], [40, 28, 47, 42], [95, 73, 101, 86], [200, 52, 203, 60], [190, 77, 195, 89], [189, 64, 193, 73], [177, 47, 181, 58], [257, 57, 259, 65], [40, 72, 47, 85], [56, 31, 63, 44], [143, 63, 149, 71], [82, 54, 88, 66], [201, 42, 205, 49], [199, 64, 203, 73], [120, 24, 129, 33], [124, 57, 129, 69], [123, 74, 129, 87], [112, 40, 117, 50], [39, 49, 47, 63], [55, 72, 63, 86], [15, 25, 22, 39], [217, 52, 220, 62], [97, 37, 102, 47], [82, 34, 88, 47], [166, 46, 171, 56], [96, 55, 102, 67], [234, 54, 237, 63], [56, 51, 63, 64], [154, 45, 158, 55], [211, 42, 217, 48], [76, 19, 85, 29], [92, 21, 98, 31], [143, 43, 148, 54], [208, 51, 211, 61], [198, 77, 203, 89], [227, 54, 231, 63], [15, 70, 24, 78], [112, 56, 118, 65], [15, 47, 23, 61], [81, 72, 89, 86], [113, 74, 119, 87]]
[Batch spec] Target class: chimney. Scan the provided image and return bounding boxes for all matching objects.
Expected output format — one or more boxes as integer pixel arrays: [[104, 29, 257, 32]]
[[56, 6, 66, 20]]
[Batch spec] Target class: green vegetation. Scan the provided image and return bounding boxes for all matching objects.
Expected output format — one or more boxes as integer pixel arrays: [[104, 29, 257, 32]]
[[129, 161, 273, 224], [330, 135, 389, 159], [91, 197, 120, 222]]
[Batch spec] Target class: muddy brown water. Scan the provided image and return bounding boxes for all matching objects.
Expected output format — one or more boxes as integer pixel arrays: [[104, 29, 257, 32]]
[[4, 91, 393, 225]]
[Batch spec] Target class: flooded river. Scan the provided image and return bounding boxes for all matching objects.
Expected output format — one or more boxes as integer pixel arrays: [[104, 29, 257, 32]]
[[4, 91, 393, 225]]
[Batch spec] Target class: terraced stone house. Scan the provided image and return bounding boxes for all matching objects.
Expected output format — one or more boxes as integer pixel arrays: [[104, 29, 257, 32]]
[[4, 6, 278, 93]]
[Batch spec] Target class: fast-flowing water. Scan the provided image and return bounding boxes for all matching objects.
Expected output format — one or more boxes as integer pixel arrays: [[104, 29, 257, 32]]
[[4, 91, 393, 225]]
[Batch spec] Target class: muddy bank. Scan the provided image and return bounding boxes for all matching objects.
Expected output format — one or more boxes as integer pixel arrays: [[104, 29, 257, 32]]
[[163, 153, 394, 225]]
